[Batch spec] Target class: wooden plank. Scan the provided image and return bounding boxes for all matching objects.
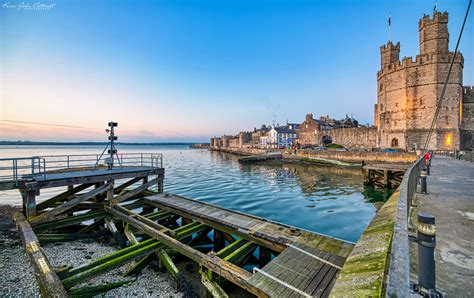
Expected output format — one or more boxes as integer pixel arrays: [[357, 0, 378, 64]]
[[13, 212, 68, 297], [30, 182, 113, 225], [314, 266, 338, 297], [36, 183, 93, 211]]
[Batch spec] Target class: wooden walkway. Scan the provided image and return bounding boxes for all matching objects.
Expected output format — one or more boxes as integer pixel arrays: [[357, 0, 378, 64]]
[[144, 194, 353, 297]]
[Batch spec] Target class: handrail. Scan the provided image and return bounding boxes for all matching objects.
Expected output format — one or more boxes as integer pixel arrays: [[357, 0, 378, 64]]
[[386, 157, 424, 296], [0, 153, 163, 184]]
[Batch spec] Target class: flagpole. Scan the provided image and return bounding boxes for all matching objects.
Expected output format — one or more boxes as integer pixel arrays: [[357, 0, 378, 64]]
[[388, 13, 392, 42]]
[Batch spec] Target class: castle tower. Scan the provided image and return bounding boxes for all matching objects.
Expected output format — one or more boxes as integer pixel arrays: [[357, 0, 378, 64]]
[[419, 12, 449, 54], [380, 41, 400, 68], [376, 12, 464, 151]]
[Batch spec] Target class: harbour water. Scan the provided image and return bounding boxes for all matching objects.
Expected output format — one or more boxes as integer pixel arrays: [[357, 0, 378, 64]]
[[0, 144, 388, 242]]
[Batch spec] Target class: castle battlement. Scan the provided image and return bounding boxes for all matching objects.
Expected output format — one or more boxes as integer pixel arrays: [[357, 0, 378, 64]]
[[377, 52, 464, 78], [380, 41, 400, 51], [419, 11, 449, 29]]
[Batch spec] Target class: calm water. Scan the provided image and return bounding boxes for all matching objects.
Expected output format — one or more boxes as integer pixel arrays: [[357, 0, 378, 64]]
[[0, 144, 388, 242]]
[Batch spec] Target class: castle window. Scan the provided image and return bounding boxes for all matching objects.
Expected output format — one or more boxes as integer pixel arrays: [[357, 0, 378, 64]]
[[391, 138, 399, 148], [379, 83, 383, 92]]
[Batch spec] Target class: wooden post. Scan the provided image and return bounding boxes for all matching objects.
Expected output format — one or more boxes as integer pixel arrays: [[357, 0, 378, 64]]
[[383, 170, 389, 187], [22, 182, 38, 218], [157, 177, 164, 193], [14, 212, 68, 296], [214, 230, 225, 252], [259, 246, 272, 268], [106, 180, 114, 202]]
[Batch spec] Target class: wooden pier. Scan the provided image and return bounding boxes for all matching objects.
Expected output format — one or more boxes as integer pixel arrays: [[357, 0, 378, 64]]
[[363, 163, 410, 189], [1, 153, 355, 297]]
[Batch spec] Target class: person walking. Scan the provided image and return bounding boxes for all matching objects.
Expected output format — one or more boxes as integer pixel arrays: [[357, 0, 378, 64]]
[[424, 151, 431, 167]]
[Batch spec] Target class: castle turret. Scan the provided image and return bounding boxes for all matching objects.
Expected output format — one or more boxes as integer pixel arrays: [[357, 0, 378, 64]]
[[419, 12, 449, 55], [380, 41, 400, 68]]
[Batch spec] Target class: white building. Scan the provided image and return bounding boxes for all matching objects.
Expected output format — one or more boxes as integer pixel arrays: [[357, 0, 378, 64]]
[[263, 126, 297, 148]]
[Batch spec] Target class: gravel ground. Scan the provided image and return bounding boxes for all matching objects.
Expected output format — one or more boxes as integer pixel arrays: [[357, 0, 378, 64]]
[[0, 205, 200, 297]]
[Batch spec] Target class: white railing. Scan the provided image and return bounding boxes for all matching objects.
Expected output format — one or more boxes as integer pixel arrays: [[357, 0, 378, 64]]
[[0, 153, 163, 185]]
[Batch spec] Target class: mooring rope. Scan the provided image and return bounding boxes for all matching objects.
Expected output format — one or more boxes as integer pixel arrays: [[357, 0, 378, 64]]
[[287, 244, 342, 270], [252, 267, 312, 298]]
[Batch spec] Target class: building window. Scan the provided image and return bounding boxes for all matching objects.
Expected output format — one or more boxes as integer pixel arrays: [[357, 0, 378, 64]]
[[391, 138, 399, 148]]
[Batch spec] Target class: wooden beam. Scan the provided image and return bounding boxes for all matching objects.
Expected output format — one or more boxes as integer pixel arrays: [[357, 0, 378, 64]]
[[107, 207, 267, 297], [34, 169, 163, 189], [13, 212, 68, 297], [68, 278, 136, 297], [105, 205, 175, 237], [157, 249, 179, 280], [111, 177, 160, 204], [34, 210, 106, 232], [30, 182, 113, 225], [36, 184, 93, 211], [223, 242, 257, 265], [201, 273, 229, 298], [62, 241, 163, 289], [105, 217, 126, 246], [145, 198, 286, 252], [216, 239, 246, 259], [67, 238, 158, 277], [114, 177, 143, 194]]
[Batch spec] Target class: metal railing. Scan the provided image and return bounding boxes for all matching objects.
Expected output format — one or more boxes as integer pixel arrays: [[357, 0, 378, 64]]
[[0, 153, 163, 185], [386, 156, 424, 296], [0, 157, 46, 183], [436, 150, 474, 162]]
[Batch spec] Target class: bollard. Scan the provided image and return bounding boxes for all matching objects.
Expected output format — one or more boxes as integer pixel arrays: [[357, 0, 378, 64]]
[[417, 170, 427, 194], [417, 212, 436, 292]]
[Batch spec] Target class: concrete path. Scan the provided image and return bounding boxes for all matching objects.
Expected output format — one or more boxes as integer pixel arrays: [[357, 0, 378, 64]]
[[413, 156, 474, 296]]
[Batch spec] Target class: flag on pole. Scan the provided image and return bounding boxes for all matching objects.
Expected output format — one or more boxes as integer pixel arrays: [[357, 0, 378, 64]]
[[433, 0, 438, 12], [388, 14, 391, 26]]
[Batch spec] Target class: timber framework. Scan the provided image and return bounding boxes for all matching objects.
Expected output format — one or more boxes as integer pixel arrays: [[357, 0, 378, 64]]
[[0, 153, 354, 297]]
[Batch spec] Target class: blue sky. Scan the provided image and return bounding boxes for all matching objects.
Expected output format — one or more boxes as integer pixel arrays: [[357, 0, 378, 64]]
[[1, 0, 473, 142]]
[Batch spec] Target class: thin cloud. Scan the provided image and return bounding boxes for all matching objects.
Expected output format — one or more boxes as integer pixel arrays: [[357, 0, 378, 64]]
[[0, 120, 99, 131]]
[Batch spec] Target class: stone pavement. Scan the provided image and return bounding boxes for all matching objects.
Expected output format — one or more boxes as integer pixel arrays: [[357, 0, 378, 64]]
[[412, 156, 474, 296]]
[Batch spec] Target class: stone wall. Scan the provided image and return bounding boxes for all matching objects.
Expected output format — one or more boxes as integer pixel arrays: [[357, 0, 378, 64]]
[[297, 150, 417, 164], [317, 127, 377, 149], [376, 12, 464, 151], [214, 147, 267, 156], [461, 86, 474, 149], [298, 113, 319, 145]]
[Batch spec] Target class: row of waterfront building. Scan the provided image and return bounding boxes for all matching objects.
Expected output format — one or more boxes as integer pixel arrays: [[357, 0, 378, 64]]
[[211, 114, 363, 149], [212, 12, 474, 152]]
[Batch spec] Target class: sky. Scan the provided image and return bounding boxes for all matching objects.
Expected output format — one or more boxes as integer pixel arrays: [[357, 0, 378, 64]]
[[1, 0, 473, 142]]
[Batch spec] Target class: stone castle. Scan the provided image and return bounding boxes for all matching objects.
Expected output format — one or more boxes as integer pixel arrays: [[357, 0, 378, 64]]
[[211, 11, 473, 151], [376, 11, 472, 151]]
